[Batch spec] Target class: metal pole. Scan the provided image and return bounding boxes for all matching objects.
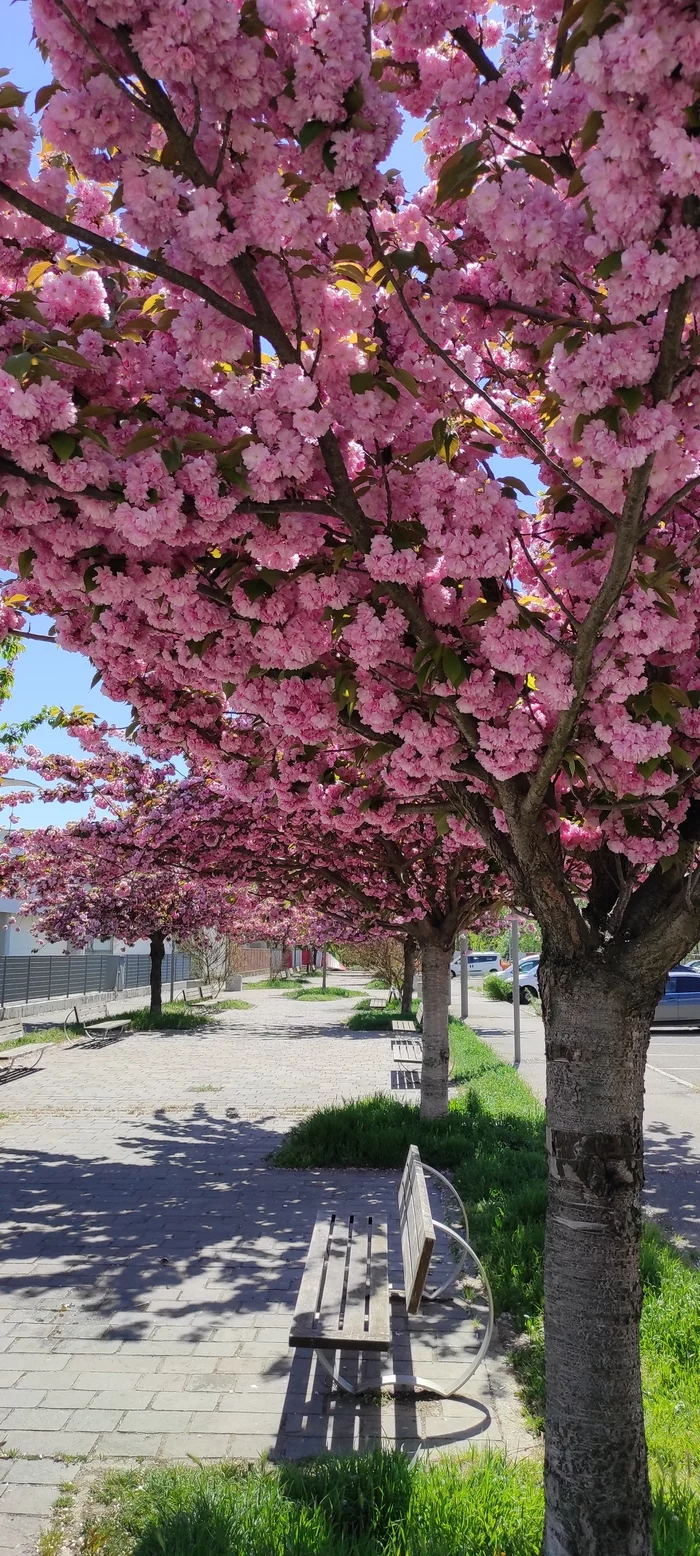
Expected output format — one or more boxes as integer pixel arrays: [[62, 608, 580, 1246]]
[[511, 917, 521, 1066], [459, 932, 469, 1019], [169, 937, 175, 1005], [322, 945, 328, 991]]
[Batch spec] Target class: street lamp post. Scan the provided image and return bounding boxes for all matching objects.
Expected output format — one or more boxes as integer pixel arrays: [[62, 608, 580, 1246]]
[[459, 932, 469, 1019]]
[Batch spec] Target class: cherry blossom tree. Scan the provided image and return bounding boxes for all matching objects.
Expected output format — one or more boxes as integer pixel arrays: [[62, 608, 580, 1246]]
[[3, 730, 509, 1113], [1, 0, 699, 1545], [0, 819, 241, 1015]]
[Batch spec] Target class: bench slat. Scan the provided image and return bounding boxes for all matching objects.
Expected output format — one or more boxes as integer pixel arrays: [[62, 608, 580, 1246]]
[[399, 1145, 435, 1315], [290, 1212, 390, 1351], [391, 1039, 423, 1065], [391, 1020, 416, 1033]]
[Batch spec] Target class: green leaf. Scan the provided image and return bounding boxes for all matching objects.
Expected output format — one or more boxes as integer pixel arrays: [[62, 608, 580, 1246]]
[[2, 352, 33, 380], [333, 244, 366, 263], [441, 646, 467, 688], [386, 364, 420, 397], [0, 84, 28, 110], [435, 139, 484, 206], [594, 250, 623, 280], [669, 744, 692, 771], [299, 119, 329, 150], [616, 386, 644, 416], [335, 186, 361, 212], [34, 81, 62, 113], [41, 344, 93, 370], [49, 431, 77, 462], [18, 548, 35, 580], [161, 446, 182, 475], [123, 426, 161, 455], [499, 474, 531, 496], [580, 108, 603, 151], [349, 372, 376, 395], [432, 418, 447, 454], [513, 153, 555, 186]]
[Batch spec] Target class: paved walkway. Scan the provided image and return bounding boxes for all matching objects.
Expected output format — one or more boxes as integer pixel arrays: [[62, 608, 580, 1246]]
[[464, 985, 700, 1250], [0, 979, 531, 1553]]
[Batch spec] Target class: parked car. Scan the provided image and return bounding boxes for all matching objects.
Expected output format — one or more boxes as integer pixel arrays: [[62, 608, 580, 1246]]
[[499, 955, 541, 1003], [653, 966, 700, 1026], [450, 949, 502, 977]]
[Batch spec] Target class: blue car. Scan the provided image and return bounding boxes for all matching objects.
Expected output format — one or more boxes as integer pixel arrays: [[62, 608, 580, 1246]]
[[653, 967, 700, 1026]]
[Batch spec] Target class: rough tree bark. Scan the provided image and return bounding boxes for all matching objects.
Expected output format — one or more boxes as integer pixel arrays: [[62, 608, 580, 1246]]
[[419, 940, 451, 1120], [401, 934, 416, 1017], [539, 953, 660, 1556], [149, 929, 165, 1019]]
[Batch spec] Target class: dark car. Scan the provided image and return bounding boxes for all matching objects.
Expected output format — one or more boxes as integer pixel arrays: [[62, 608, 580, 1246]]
[[653, 967, 700, 1026]]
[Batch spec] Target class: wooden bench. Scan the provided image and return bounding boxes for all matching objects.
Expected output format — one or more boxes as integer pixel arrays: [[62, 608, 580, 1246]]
[[0, 1038, 48, 1075], [368, 994, 389, 1010], [391, 999, 423, 1037], [289, 1144, 493, 1398], [64, 1005, 132, 1046], [181, 984, 218, 1009]]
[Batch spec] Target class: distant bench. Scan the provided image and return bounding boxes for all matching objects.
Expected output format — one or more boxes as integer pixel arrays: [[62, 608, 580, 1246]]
[[391, 1000, 423, 1067], [0, 1025, 48, 1076], [289, 1144, 493, 1398], [181, 984, 218, 1009]]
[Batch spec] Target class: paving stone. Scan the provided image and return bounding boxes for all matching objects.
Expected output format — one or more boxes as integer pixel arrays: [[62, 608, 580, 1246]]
[[0, 1486, 58, 1518], [95, 1431, 164, 1457], [0, 979, 532, 1555], [4, 1460, 77, 1485]]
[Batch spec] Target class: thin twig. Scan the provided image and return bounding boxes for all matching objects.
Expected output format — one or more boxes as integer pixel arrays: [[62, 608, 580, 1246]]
[[52, 0, 154, 119], [366, 221, 615, 523], [514, 528, 578, 627]]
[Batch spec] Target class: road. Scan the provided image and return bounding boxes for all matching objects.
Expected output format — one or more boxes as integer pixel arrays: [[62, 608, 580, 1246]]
[[456, 984, 700, 1251]]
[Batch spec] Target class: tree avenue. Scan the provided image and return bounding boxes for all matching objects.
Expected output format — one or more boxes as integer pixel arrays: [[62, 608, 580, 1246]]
[[0, 0, 698, 1547], [2, 731, 508, 1113]]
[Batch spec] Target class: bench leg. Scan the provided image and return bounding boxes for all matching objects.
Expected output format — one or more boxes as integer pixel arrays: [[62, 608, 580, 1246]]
[[313, 1347, 360, 1395]]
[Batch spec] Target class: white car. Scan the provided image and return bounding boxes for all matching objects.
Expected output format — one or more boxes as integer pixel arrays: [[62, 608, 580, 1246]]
[[499, 954, 540, 1003], [450, 949, 502, 977]]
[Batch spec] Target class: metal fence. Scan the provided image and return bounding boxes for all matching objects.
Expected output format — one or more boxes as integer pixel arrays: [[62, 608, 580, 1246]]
[[0, 952, 190, 1008]]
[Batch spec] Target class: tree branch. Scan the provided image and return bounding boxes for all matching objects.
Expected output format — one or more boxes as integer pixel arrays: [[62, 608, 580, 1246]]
[[367, 225, 615, 523], [454, 293, 595, 329], [449, 26, 523, 119], [0, 182, 262, 336]]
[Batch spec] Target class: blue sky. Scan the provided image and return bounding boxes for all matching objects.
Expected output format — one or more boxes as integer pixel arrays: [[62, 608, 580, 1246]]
[[2, 10, 537, 824]]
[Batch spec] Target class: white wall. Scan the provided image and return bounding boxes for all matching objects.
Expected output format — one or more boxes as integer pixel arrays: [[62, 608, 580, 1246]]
[[0, 902, 154, 958]]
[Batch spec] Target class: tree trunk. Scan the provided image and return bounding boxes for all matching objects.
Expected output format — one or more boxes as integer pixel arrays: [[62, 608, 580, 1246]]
[[401, 935, 416, 1017], [419, 941, 451, 1119], [540, 958, 656, 1556], [149, 930, 165, 1019]]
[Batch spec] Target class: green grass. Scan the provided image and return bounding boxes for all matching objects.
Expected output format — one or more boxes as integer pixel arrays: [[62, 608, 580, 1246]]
[[0, 997, 252, 1051], [78, 1450, 545, 1556], [247, 974, 312, 989], [274, 1018, 700, 1522], [483, 972, 512, 1001], [287, 985, 353, 1001], [347, 996, 416, 1031]]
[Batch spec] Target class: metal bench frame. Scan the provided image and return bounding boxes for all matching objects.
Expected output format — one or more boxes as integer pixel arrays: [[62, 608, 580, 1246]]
[[290, 1145, 493, 1399], [0, 1042, 47, 1074], [64, 1005, 132, 1044]]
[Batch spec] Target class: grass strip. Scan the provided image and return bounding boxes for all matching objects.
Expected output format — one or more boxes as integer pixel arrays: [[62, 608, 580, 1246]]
[[347, 996, 417, 1032], [78, 1449, 545, 1556], [287, 985, 353, 1001], [274, 1018, 700, 1514], [0, 997, 252, 1050]]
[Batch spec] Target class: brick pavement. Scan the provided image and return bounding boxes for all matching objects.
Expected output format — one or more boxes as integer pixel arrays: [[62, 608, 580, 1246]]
[[0, 979, 531, 1552]]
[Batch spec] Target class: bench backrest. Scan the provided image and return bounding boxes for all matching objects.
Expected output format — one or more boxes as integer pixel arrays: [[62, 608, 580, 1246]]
[[398, 1145, 435, 1314]]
